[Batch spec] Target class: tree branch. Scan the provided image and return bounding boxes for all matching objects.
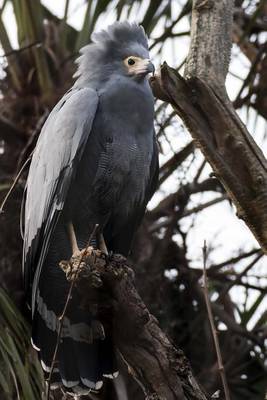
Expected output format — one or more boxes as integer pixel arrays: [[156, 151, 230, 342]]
[[184, 0, 233, 95], [0, 116, 26, 145], [202, 242, 231, 400], [150, 0, 267, 254], [59, 249, 208, 400], [158, 141, 195, 187]]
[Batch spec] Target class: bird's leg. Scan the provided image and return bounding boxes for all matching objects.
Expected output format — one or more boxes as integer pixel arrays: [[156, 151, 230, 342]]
[[96, 230, 108, 255], [67, 221, 80, 256], [61, 223, 104, 286], [62, 221, 89, 281]]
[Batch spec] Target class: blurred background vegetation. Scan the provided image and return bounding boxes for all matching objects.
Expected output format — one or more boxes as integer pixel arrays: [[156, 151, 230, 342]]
[[0, 0, 266, 399]]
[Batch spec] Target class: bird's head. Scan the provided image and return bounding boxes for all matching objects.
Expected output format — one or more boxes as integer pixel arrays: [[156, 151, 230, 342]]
[[74, 22, 155, 88], [123, 55, 155, 78]]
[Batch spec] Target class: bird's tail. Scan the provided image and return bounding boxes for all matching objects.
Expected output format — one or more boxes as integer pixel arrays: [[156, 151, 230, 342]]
[[31, 275, 118, 396]]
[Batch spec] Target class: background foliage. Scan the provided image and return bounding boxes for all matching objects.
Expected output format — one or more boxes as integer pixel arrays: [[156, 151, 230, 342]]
[[0, 0, 266, 399]]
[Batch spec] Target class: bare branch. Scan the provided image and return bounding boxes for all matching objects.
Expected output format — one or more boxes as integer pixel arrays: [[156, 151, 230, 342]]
[[202, 242, 231, 400], [209, 248, 262, 272], [0, 117, 26, 145], [181, 194, 228, 218], [149, 0, 267, 253], [0, 41, 42, 58], [150, 61, 267, 253], [58, 249, 208, 400], [158, 141, 195, 187], [0, 156, 31, 214], [148, 177, 223, 222], [216, 253, 263, 302]]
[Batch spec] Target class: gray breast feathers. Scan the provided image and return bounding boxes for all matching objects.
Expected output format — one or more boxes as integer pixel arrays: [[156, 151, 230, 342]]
[[92, 135, 153, 217]]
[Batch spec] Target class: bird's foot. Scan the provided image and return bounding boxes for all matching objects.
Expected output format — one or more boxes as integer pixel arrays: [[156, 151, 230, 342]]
[[59, 248, 134, 290], [83, 247, 108, 270], [59, 247, 107, 288], [59, 247, 92, 281]]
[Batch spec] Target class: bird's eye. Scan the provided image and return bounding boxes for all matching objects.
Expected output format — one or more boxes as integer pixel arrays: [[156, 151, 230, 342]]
[[128, 58, 135, 66]]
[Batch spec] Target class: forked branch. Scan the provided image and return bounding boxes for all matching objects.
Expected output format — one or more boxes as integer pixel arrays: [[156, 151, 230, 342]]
[[150, 0, 267, 253]]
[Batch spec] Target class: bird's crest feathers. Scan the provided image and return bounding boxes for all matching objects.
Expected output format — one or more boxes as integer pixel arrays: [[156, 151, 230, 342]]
[[73, 22, 149, 85], [91, 22, 148, 50]]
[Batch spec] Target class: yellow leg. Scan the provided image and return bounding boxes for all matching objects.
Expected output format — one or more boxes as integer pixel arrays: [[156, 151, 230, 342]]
[[97, 231, 108, 255], [67, 222, 80, 255]]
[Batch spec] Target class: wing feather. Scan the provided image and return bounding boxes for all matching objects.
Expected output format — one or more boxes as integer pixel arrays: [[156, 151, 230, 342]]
[[23, 87, 99, 310]]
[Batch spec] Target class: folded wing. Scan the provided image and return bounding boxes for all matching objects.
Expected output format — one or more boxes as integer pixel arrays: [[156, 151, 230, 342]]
[[23, 87, 99, 311]]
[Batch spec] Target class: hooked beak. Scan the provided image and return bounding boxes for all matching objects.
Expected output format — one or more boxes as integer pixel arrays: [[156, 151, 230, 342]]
[[130, 58, 155, 78], [146, 60, 155, 75]]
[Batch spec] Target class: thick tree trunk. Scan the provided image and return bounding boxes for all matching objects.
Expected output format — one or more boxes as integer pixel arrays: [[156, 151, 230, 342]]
[[151, 0, 267, 254]]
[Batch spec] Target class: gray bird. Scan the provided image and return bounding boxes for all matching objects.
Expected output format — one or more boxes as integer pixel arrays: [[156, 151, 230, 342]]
[[23, 22, 158, 395]]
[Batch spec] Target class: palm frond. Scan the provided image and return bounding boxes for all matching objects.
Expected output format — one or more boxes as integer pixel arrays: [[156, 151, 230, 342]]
[[0, 288, 43, 400]]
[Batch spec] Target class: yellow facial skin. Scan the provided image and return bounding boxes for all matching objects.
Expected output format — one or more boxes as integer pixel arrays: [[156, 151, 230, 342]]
[[124, 56, 152, 76]]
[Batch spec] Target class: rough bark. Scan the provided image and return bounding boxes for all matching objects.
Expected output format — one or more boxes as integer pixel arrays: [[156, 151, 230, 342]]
[[150, 0, 267, 254], [184, 0, 233, 95], [60, 249, 208, 400]]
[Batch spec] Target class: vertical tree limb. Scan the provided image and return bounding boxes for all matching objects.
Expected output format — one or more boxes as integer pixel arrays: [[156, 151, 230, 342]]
[[150, 0, 267, 253], [184, 0, 233, 95]]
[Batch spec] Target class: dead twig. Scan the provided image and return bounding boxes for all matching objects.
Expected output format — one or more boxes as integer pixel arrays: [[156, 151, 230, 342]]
[[0, 156, 32, 214], [202, 241, 231, 400], [0, 41, 42, 58], [216, 252, 263, 302], [182, 195, 228, 218], [209, 248, 262, 272]]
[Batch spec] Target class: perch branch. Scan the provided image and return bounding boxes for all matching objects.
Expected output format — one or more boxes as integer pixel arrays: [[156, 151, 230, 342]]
[[58, 248, 208, 400]]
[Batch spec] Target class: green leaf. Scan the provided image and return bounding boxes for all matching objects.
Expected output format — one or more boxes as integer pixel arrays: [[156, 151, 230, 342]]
[[0, 367, 12, 399], [11, 0, 53, 96], [141, 0, 162, 33], [0, 288, 43, 400], [75, 0, 93, 52], [5, 333, 36, 400], [0, 13, 22, 91]]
